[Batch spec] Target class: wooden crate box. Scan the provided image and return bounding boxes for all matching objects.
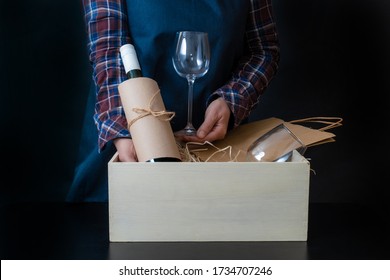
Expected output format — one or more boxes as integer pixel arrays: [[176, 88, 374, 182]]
[[108, 150, 310, 242]]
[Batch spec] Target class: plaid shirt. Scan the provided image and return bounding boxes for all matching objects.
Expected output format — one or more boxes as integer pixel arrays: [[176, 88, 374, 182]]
[[82, 0, 280, 151]]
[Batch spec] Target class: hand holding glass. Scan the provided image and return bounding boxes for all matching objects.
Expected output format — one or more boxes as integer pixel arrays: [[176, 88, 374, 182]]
[[172, 31, 210, 136]]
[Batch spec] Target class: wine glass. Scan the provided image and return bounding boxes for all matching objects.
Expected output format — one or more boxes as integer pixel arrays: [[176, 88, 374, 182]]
[[172, 31, 210, 136], [246, 124, 307, 162]]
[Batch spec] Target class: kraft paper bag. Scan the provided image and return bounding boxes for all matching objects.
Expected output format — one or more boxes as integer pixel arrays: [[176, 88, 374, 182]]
[[188, 117, 342, 162]]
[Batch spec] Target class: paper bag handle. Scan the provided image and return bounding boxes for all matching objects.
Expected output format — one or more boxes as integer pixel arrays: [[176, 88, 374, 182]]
[[288, 116, 343, 131]]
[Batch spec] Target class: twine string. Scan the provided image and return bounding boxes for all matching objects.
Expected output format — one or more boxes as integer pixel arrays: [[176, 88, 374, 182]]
[[288, 116, 343, 131], [179, 141, 242, 162], [127, 90, 175, 128]]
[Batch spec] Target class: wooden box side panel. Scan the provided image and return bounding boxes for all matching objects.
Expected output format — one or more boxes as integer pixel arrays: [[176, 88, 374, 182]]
[[108, 154, 310, 242]]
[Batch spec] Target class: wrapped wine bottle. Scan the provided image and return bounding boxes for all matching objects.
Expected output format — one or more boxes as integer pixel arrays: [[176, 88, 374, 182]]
[[118, 44, 182, 162]]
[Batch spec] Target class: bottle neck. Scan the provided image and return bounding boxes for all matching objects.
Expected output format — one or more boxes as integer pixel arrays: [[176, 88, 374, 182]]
[[126, 69, 142, 79]]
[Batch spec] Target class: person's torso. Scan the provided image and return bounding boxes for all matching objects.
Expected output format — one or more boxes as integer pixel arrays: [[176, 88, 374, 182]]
[[125, 0, 250, 130]]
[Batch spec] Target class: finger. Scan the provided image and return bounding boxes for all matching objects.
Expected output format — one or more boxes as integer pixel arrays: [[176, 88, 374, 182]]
[[175, 134, 205, 143], [200, 125, 226, 142], [197, 115, 218, 139], [118, 153, 138, 162], [178, 127, 224, 143]]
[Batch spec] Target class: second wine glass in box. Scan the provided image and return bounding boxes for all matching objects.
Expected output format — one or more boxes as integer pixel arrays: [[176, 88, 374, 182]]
[[246, 123, 307, 162]]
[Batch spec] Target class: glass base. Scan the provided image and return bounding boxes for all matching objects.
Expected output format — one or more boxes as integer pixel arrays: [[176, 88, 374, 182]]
[[175, 127, 197, 137]]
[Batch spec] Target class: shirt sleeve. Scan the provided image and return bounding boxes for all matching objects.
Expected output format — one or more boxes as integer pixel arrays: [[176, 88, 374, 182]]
[[209, 0, 280, 127], [82, 0, 131, 152]]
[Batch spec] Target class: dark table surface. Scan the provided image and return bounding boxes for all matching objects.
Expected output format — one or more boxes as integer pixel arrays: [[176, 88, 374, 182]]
[[0, 202, 389, 260]]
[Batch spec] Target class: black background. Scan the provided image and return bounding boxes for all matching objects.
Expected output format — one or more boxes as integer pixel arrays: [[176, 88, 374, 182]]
[[1, 0, 389, 207]]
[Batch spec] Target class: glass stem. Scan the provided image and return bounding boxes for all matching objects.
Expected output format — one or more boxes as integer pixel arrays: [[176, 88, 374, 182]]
[[186, 76, 195, 130]]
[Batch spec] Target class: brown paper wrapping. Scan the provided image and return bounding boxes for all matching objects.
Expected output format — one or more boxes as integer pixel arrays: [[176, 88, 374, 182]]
[[189, 117, 337, 162], [118, 77, 181, 162]]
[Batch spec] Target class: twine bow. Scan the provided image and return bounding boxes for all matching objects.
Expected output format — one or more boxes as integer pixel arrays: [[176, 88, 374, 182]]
[[127, 91, 175, 128]]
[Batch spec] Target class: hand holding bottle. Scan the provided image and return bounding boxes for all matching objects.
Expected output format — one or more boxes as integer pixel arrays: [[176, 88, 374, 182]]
[[113, 138, 138, 162]]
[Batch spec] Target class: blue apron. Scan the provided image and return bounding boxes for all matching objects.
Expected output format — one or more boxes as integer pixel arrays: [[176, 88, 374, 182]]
[[126, 0, 250, 130], [67, 0, 250, 202]]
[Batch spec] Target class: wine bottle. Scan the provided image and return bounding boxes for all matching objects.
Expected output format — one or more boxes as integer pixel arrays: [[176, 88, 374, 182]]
[[119, 44, 182, 162], [119, 44, 143, 79]]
